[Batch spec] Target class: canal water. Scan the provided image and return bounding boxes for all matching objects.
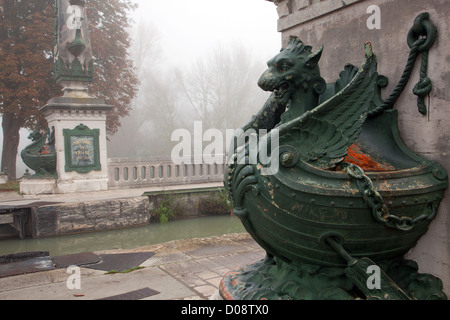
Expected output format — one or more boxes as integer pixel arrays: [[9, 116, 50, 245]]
[[0, 215, 245, 257]]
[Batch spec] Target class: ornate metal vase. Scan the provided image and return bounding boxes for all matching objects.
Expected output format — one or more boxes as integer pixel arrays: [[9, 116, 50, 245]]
[[220, 13, 447, 300]]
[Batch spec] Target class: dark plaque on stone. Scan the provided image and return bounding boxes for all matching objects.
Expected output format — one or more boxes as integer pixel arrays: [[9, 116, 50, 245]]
[[63, 124, 101, 173], [70, 136, 95, 166]]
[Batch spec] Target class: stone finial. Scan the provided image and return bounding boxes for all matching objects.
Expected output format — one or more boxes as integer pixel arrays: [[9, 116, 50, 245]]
[[54, 0, 93, 96]]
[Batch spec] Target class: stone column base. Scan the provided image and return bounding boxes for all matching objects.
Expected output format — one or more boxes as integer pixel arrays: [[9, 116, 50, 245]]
[[20, 179, 57, 195], [20, 178, 108, 195], [55, 178, 109, 194]]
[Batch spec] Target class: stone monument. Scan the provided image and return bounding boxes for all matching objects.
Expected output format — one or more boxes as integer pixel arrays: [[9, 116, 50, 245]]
[[220, 12, 447, 300], [267, 0, 450, 297], [20, 0, 113, 194]]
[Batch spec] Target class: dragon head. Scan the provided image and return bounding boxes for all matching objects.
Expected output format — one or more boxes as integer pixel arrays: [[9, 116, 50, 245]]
[[258, 36, 324, 105], [28, 130, 44, 142]]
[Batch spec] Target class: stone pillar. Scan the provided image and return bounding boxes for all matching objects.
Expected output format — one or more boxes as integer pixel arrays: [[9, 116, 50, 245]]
[[39, 96, 112, 193], [20, 0, 113, 194], [267, 0, 449, 293]]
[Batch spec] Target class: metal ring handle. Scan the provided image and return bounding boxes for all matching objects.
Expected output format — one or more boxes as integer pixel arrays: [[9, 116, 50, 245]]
[[407, 13, 437, 52]]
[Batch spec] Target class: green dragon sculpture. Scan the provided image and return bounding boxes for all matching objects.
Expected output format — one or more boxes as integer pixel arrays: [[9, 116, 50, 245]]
[[222, 15, 447, 300], [21, 127, 57, 178]]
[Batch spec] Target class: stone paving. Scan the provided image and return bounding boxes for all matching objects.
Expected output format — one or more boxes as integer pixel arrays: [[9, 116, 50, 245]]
[[0, 183, 265, 300], [0, 182, 223, 205], [0, 233, 266, 300]]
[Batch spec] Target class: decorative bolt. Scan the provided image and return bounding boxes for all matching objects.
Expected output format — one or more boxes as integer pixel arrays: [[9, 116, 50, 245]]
[[432, 168, 447, 181], [280, 152, 295, 167]]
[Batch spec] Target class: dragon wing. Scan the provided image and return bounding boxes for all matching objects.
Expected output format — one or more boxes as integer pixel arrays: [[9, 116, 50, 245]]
[[275, 42, 378, 169]]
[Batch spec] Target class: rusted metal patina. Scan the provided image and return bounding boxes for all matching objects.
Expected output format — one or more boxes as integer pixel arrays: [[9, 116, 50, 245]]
[[221, 13, 447, 300]]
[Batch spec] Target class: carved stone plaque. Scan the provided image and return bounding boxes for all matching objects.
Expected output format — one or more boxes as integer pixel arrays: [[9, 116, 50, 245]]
[[70, 135, 95, 166], [63, 124, 100, 173]]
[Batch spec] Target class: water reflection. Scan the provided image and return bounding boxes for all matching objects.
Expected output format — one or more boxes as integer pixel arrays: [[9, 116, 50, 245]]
[[0, 215, 245, 256]]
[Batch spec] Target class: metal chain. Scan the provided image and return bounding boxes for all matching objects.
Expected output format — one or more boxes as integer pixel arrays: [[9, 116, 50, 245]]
[[344, 163, 435, 231], [368, 13, 437, 118]]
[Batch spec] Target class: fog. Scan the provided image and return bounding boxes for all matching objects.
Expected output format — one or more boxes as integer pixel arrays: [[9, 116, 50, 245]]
[[1, 0, 282, 176], [107, 0, 281, 158], [130, 0, 280, 69]]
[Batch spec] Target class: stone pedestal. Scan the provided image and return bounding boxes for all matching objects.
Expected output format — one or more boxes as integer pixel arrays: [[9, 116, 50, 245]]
[[20, 94, 114, 195], [44, 95, 112, 193], [19, 1, 114, 195], [20, 179, 57, 195], [0, 172, 8, 184]]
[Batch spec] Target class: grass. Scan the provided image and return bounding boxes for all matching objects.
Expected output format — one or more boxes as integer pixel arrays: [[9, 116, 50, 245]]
[[197, 188, 231, 216], [150, 188, 232, 224], [0, 181, 20, 193], [151, 195, 183, 224], [104, 266, 145, 274]]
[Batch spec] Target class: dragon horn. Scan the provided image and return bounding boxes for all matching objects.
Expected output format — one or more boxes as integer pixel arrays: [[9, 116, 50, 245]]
[[306, 46, 323, 68]]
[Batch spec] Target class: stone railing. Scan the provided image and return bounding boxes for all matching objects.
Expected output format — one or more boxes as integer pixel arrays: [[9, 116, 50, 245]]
[[107, 155, 226, 189]]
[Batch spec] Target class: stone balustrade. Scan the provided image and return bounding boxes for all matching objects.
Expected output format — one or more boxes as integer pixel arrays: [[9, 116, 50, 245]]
[[107, 155, 226, 189]]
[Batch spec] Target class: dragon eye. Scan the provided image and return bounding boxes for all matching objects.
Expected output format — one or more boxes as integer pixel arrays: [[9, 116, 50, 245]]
[[280, 63, 291, 72]]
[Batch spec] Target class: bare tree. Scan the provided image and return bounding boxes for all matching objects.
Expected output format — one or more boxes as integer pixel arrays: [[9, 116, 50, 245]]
[[108, 20, 180, 157], [179, 42, 270, 134], [109, 36, 272, 158]]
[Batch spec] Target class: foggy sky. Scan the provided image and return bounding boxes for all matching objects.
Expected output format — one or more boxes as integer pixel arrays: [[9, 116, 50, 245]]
[[132, 0, 281, 67], [1, 0, 282, 177]]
